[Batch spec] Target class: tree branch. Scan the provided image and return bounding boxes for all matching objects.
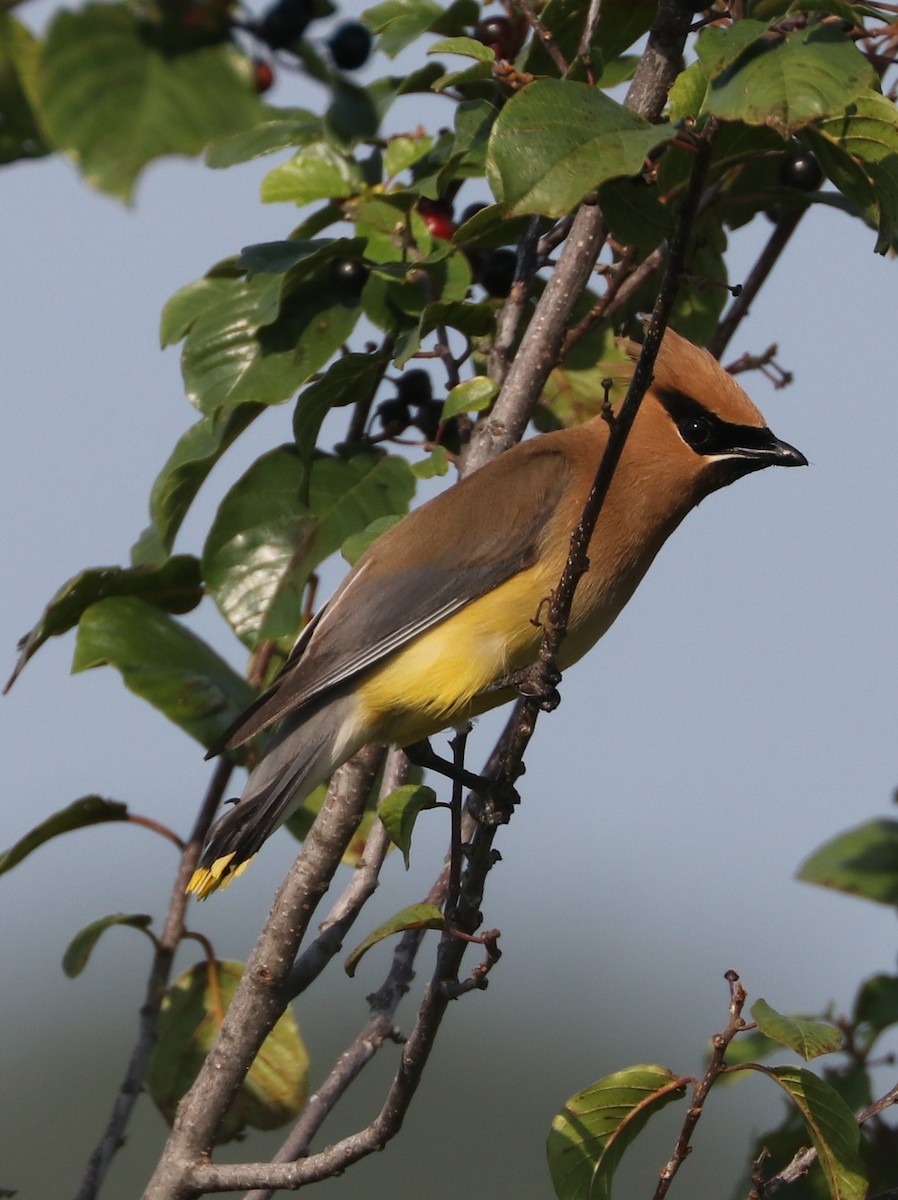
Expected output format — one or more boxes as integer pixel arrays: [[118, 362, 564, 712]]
[[73, 757, 233, 1200]]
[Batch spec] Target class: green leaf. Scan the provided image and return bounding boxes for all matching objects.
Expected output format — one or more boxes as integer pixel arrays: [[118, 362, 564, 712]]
[[412, 445, 450, 479], [428, 35, 494, 61], [547, 1065, 687, 1200], [179, 271, 362, 415], [384, 133, 434, 178], [377, 784, 439, 867], [148, 960, 308, 1143], [743, 1065, 867, 1200], [73, 597, 255, 750], [854, 973, 898, 1034], [292, 352, 387, 471], [36, 4, 266, 201], [487, 79, 670, 217], [345, 902, 445, 976], [144, 403, 266, 557], [62, 913, 154, 978], [363, 0, 478, 56], [722, 1026, 784, 1070], [442, 375, 498, 420], [205, 108, 323, 168], [341, 514, 404, 565], [237, 236, 366, 277], [0, 13, 49, 165], [4, 557, 203, 690], [797, 818, 898, 905], [0, 797, 129, 879], [260, 142, 364, 205], [541, 317, 630, 430], [203, 447, 416, 647], [804, 92, 898, 254], [751, 999, 843, 1061], [703, 25, 876, 137]]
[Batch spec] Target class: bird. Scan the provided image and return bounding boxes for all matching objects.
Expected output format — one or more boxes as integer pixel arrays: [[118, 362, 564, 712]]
[[187, 329, 806, 898]]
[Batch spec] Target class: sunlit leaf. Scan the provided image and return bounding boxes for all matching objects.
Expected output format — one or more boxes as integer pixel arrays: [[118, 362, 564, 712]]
[[148, 960, 308, 1143], [752, 999, 843, 1061], [547, 1064, 687, 1200], [345, 902, 445, 975], [442, 375, 497, 420]]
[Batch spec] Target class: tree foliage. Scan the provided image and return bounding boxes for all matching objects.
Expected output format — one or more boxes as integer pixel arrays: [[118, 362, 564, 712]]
[[5, 0, 898, 1196]]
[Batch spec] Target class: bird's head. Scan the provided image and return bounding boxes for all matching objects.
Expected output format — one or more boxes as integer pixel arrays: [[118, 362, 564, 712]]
[[620, 329, 807, 501]]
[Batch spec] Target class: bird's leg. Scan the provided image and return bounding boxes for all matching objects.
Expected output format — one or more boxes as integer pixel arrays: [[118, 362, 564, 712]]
[[403, 739, 520, 817], [479, 661, 563, 712]]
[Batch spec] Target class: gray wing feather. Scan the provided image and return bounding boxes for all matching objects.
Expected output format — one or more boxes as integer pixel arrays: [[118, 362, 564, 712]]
[[216, 442, 571, 751]]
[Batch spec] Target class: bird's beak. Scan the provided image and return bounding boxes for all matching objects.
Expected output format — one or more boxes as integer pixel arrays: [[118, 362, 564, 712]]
[[730, 430, 808, 469]]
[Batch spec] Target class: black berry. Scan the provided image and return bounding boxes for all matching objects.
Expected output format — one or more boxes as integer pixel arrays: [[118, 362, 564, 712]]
[[779, 149, 824, 192], [395, 369, 433, 407], [258, 0, 315, 48], [477, 248, 517, 298], [375, 399, 411, 438], [329, 258, 369, 297], [473, 14, 517, 58], [329, 21, 372, 70]]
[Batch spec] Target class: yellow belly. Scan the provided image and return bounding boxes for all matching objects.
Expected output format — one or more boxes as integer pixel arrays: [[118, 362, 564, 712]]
[[355, 560, 616, 748]]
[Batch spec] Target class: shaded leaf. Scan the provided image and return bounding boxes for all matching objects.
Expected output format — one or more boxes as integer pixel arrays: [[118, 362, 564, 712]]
[[142, 403, 266, 557], [292, 352, 387, 470], [442, 375, 497, 420], [73, 597, 255, 750], [63, 913, 154, 978], [752, 999, 843, 1061], [378, 784, 439, 867], [341, 514, 404, 565], [742, 1065, 867, 1200], [237, 236, 366, 277], [148, 960, 308, 1143], [364, 0, 478, 57], [0, 797, 129, 879], [4, 557, 203, 690], [203, 447, 416, 647], [797, 818, 898, 905], [0, 13, 49, 165], [205, 108, 323, 168], [487, 79, 670, 217], [37, 4, 265, 201], [703, 25, 875, 137], [854, 973, 898, 1034], [722, 1026, 784, 1070], [547, 1064, 687, 1200], [345, 902, 445, 976]]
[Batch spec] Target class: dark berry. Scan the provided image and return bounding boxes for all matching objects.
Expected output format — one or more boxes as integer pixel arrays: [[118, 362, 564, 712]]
[[417, 198, 455, 241], [411, 399, 442, 441], [779, 149, 824, 192], [395, 369, 433, 406], [477, 248, 517, 298], [258, 0, 315, 49], [375, 398, 412, 437], [458, 201, 488, 227], [251, 58, 275, 92], [329, 258, 369, 297], [473, 13, 518, 58], [329, 21, 372, 70]]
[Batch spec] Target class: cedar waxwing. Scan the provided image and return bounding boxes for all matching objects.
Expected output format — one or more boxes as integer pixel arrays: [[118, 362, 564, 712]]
[[188, 330, 806, 897]]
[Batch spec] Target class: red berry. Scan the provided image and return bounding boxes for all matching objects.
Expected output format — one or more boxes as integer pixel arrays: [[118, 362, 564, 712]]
[[473, 14, 521, 59], [417, 198, 455, 241], [252, 59, 275, 92]]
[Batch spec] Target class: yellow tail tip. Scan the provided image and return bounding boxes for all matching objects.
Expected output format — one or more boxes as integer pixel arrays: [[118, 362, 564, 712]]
[[186, 852, 256, 899]]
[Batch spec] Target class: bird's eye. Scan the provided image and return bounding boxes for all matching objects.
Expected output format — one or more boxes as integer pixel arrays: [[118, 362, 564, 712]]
[[679, 415, 713, 450]]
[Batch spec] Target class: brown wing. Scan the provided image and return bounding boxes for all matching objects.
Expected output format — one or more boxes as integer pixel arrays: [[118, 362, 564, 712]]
[[212, 440, 572, 752]]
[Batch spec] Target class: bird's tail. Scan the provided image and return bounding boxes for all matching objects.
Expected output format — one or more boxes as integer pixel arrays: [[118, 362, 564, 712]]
[[187, 694, 360, 899]]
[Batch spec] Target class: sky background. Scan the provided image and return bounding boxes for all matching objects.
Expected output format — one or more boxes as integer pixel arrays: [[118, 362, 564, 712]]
[[3, 7, 898, 1198]]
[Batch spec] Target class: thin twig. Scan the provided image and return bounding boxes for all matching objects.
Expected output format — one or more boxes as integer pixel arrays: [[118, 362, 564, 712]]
[[654, 970, 750, 1199], [707, 210, 805, 360], [511, 0, 570, 73], [73, 757, 233, 1200]]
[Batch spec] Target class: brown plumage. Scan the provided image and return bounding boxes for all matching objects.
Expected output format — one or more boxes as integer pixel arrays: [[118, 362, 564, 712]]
[[189, 330, 806, 897]]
